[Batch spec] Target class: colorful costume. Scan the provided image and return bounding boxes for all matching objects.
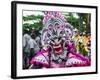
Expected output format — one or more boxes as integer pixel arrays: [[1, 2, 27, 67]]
[[30, 11, 90, 68]]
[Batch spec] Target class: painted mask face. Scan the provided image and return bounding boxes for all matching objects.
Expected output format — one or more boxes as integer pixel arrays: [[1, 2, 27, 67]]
[[41, 11, 74, 56]]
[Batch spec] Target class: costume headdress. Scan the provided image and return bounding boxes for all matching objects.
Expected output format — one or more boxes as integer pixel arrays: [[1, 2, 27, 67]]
[[41, 11, 74, 45]]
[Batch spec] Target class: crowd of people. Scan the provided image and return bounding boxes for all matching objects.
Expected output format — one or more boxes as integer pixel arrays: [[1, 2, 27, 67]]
[[23, 29, 41, 69]]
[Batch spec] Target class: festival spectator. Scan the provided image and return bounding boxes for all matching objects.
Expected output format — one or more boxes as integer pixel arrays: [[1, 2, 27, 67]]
[[28, 33, 40, 61], [23, 29, 31, 69]]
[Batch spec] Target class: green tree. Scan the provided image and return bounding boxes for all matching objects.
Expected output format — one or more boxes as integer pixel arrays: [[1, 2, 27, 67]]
[[23, 15, 43, 31]]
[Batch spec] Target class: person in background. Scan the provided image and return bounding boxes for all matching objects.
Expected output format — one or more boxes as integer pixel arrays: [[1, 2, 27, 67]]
[[23, 29, 31, 69], [73, 31, 81, 53], [28, 33, 40, 68], [23, 29, 31, 48], [78, 33, 89, 56], [35, 31, 42, 48], [82, 32, 89, 46]]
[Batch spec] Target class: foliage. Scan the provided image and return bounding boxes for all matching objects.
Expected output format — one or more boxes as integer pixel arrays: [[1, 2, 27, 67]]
[[23, 12, 91, 34], [23, 15, 43, 31], [23, 15, 43, 21]]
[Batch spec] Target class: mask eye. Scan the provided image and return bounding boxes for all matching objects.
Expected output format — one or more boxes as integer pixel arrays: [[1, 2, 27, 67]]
[[58, 37, 61, 41], [51, 39, 55, 42]]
